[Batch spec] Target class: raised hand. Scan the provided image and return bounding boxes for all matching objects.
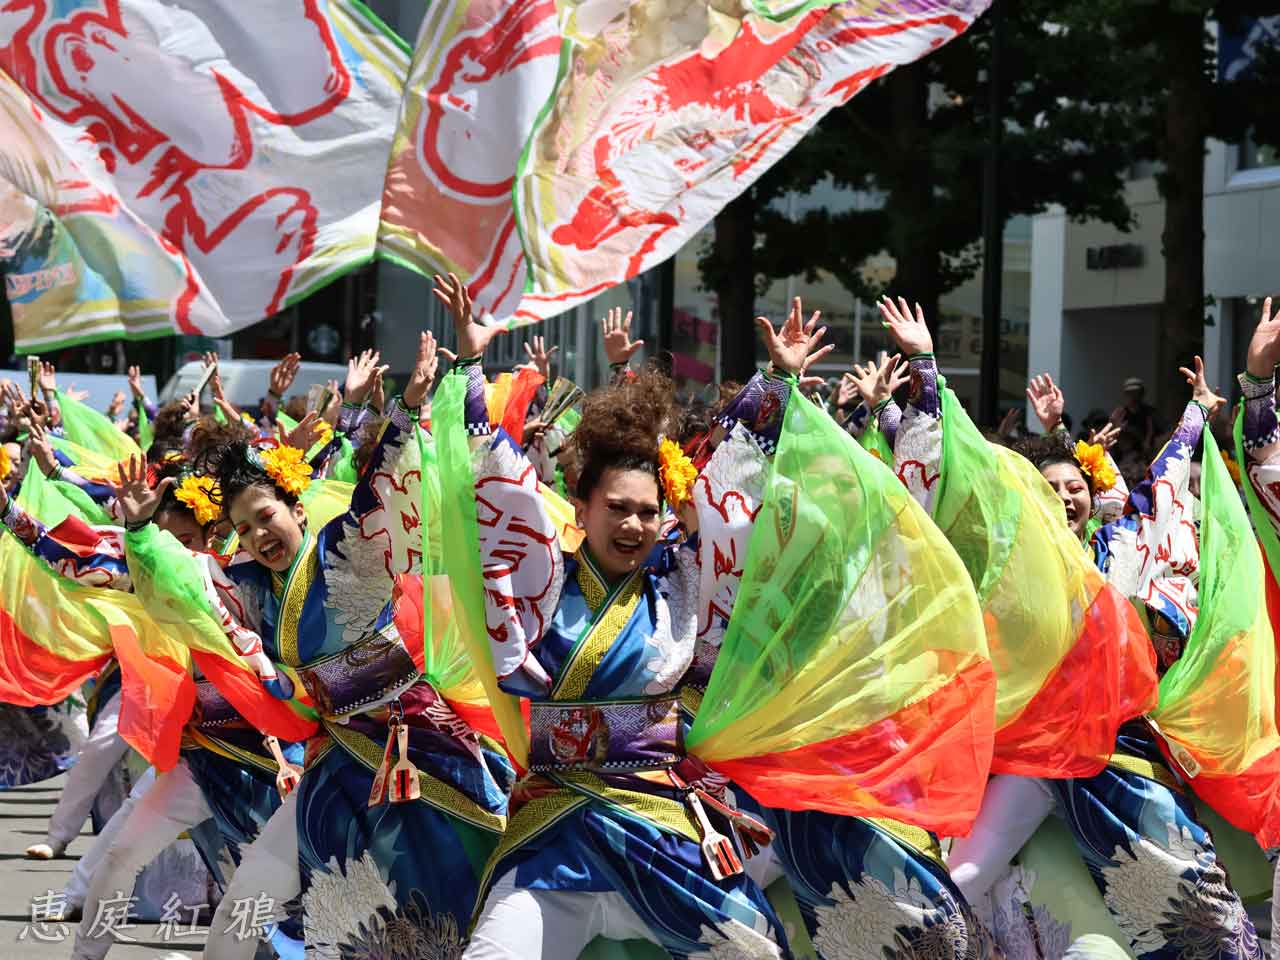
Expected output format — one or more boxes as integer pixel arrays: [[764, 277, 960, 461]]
[[1026, 373, 1065, 433], [279, 411, 324, 451], [64, 384, 89, 403], [850, 353, 906, 409], [523, 334, 559, 380], [601, 307, 644, 367], [878, 296, 934, 357], [26, 418, 58, 477], [1088, 422, 1122, 452], [755, 296, 832, 377], [997, 407, 1022, 439], [37, 361, 56, 395], [269, 352, 301, 400], [345, 349, 389, 406], [798, 375, 827, 398], [835, 373, 861, 409], [126, 365, 145, 400], [180, 391, 201, 423], [1247, 295, 1280, 378], [106, 391, 126, 420], [1179, 355, 1226, 418], [116, 454, 173, 526], [403, 332, 439, 409], [433, 272, 506, 360]]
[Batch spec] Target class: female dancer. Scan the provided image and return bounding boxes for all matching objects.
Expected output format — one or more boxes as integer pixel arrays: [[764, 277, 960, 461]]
[[441, 274, 994, 959], [197, 329, 515, 960], [878, 293, 1259, 958]]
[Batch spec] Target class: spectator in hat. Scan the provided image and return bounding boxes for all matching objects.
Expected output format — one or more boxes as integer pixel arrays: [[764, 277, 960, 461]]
[[1111, 376, 1159, 459]]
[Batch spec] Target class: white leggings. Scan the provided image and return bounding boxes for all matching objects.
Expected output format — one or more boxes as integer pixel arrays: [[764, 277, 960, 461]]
[[72, 759, 212, 960], [1272, 857, 1279, 960], [464, 871, 663, 960], [464, 869, 786, 960], [203, 789, 299, 960], [946, 774, 1056, 902], [47, 692, 130, 848], [64, 767, 158, 910]]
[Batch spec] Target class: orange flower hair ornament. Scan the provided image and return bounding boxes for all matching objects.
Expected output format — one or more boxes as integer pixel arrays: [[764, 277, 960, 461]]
[[1073, 441, 1117, 493], [1221, 450, 1242, 486], [658, 438, 697, 509], [174, 474, 221, 526], [313, 418, 334, 448], [0, 444, 10, 483], [257, 444, 312, 497]]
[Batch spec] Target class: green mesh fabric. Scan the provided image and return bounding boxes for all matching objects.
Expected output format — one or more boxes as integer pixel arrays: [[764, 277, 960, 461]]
[[1235, 407, 1280, 600], [1153, 426, 1277, 772], [683, 383, 993, 831], [857, 411, 894, 466], [55, 389, 139, 463], [436, 372, 529, 763], [933, 382, 1019, 603], [137, 403, 154, 453]]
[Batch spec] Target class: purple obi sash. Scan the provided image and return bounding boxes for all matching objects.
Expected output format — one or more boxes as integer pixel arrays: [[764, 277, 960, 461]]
[[296, 626, 420, 721], [528, 695, 684, 773], [192, 680, 249, 731]]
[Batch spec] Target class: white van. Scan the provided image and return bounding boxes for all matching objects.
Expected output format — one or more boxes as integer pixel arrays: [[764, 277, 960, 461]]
[[159, 360, 347, 410]]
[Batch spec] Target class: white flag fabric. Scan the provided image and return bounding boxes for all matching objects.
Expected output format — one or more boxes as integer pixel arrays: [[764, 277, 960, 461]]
[[378, 0, 993, 328], [0, 1, 408, 351]]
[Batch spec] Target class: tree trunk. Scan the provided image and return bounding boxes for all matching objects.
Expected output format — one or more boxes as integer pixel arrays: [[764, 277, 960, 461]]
[[713, 190, 758, 383], [885, 60, 941, 333], [1157, 11, 1207, 423]]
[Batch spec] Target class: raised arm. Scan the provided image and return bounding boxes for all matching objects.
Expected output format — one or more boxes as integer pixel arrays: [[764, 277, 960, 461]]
[[880, 296, 942, 510], [127, 365, 158, 421], [0, 466, 131, 591], [317, 336, 437, 608], [1125, 357, 1223, 522]]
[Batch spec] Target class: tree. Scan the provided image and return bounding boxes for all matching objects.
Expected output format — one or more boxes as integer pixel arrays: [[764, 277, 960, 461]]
[[1053, 2, 1280, 418], [705, 2, 1143, 382]]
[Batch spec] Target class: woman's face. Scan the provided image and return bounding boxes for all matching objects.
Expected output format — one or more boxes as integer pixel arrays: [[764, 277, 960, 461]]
[[1041, 461, 1092, 542], [228, 484, 307, 571], [578, 467, 662, 582], [154, 507, 209, 552]]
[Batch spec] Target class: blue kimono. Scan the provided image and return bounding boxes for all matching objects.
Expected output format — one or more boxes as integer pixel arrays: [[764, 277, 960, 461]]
[[219, 396, 514, 956], [693, 372, 990, 960], [461, 364, 789, 959]]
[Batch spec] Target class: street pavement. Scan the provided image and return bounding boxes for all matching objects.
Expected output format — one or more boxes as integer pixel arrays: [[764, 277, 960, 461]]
[[0, 775, 198, 960]]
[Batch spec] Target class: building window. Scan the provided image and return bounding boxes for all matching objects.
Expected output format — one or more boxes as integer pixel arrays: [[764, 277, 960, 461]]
[[1239, 132, 1280, 171]]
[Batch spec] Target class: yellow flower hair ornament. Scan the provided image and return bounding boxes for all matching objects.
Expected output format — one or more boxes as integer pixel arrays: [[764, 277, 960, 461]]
[[1073, 440, 1117, 493], [0, 444, 11, 483], [257, 443, 312, 497], [658, 438, 697, 509], [174, 474, 221, 527], [1221, 450, 1242, 486], [313, 418, 334, 448]]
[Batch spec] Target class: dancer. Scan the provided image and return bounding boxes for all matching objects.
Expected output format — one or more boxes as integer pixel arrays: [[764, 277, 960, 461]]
[[197, 332, 514, 960], [442, 275, 995, 959], [900, 304, 1259, 958]]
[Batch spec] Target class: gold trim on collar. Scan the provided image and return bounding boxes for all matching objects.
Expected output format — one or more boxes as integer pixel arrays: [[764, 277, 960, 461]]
[[473, 787, 591, 929], [1106, 751, 1185, 793], [552, 559, 645, 701], [276, 533, 320, 669], [865, 817, 944, 866], [323, 720, 507, 834], [185, 728, 279, 776]]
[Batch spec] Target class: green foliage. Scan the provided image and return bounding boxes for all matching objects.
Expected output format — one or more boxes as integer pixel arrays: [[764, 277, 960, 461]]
[[707, 1, 1280, 308]]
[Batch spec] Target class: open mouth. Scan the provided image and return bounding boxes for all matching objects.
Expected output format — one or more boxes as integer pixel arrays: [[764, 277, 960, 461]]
[[612, 538, 642, 559], [260, 537, 285, 564]]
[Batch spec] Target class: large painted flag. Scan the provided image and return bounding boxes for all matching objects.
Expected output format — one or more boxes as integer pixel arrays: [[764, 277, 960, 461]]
[[933, 386, 1158, 778], [0, 1, 408, 352], [379, 0, 993, 327]]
